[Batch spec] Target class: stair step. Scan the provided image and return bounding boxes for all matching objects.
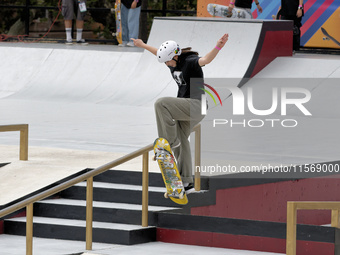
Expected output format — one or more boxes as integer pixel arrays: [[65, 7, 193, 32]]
[[34, 199, 177, 225], [59, 182, 181, 207], [75, 181, 166, 192], [6, 216, 148, 230], [4, 216, 156, 245], [39, 198, 175, 211], [93, 169, 164, 187]]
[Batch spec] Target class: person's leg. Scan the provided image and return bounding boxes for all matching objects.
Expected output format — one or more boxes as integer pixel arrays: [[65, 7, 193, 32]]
[[154, 97, 188, 147], [120, 4, 129, 45], [126, 6, 141, 45], [64, 20, 73, 42], [75, 20, 86, 43], [154, 97, 204, 184], [281, 15, 298, 51], [173, 120, 193, 184], [75, 0, 87, 44], [62, 0, 74, 43], [293, 17, 302, 51]]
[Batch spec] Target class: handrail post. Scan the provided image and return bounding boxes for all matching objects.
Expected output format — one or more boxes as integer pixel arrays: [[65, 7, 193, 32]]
[[20, 124, 29, 161], [26, 203, 33, 255], [0, 124, 29, 160], [86, 177, 93, 251], [142, 152, 149, 227], [194, 124, 201, 191], [286, 202, 297, 255], [331, 209, 340, 228]]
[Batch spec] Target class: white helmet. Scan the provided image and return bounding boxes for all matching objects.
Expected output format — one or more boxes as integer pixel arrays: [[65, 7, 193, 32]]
[[157, 40, 181, 63]]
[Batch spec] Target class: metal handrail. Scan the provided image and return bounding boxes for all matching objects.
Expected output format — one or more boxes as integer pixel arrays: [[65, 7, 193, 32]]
[[286, 201, 340, 255], [0, 124, 29, 160], [0, 124, 201, 254], [0, 142, 154, 219]]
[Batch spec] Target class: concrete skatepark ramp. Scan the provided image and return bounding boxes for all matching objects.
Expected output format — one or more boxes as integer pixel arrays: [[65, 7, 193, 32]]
[[0, 17, 293, 152], [0, 17, 293, 105]]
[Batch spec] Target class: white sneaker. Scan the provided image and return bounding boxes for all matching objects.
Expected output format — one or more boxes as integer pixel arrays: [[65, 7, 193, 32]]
[[65, 39, 73, 45], [184, 183, 195, 194], [127, 41, 135, 47], [76, 39, 88, 45]]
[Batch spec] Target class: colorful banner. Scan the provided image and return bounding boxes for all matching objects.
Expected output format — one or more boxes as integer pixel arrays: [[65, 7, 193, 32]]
[[197, 0, 340, 49]]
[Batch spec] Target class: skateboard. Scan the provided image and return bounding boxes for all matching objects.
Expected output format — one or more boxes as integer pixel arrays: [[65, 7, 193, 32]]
[[112, 0, 123, 44], [321, 27, 340, 47], [207, 3, 251, 19], [153, 138, 188, 205]]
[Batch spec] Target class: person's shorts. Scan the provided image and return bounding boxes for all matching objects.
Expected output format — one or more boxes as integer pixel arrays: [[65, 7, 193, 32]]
[[62, 0, 87, 20]]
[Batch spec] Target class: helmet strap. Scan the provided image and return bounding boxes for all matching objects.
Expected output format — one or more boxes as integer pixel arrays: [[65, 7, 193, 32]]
[[172, 55, 179, 63]]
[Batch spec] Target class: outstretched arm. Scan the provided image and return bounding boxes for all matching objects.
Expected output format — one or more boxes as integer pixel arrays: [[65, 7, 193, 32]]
[[198, 34, 229, 67], [131, 38, 158, 56], [254, 0, 263, 13]]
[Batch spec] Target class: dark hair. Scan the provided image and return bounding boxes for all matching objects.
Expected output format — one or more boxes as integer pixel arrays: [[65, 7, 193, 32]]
[[181, 47, 199, 56]]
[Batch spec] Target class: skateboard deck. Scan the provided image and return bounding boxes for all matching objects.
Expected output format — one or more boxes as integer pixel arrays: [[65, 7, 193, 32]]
[[207, 3, 251, 19], [153, 138, 188, 205], [112, 0, 123, 44], [321, 27, 340, 47]]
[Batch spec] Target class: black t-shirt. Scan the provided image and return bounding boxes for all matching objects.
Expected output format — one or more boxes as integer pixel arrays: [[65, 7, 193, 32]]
[[281, 0, 302, 16], [121, 0, 142, 8], [168, 53, 205, 100], [235, 0, 253, 9]]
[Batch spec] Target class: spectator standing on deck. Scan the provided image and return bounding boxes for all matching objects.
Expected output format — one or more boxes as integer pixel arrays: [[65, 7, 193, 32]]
[[62, 0, 88, 45], [228, 0, 263, 19], [279, 0, 304, 51], [119, 0, 142, 47]]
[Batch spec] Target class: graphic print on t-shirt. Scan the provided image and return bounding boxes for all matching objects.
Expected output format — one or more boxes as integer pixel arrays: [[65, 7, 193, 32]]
[[172, 71, 186, 86]]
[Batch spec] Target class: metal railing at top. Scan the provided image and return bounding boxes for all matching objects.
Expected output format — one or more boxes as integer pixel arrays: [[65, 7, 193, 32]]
[[0, 124, 201, 255], [0, 1, 196, 42]]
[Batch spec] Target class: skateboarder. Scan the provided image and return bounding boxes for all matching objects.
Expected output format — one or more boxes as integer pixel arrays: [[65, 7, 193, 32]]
[[228, 0, 263, 18], [132, 34, 228, 193]]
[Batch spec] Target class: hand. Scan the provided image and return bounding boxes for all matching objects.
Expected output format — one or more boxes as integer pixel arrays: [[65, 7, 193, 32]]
[[296, 9, 302, 18], [131, 0, 137, 9], [131, 38, 144, 48], [216, 34, 229, 49], [257, 5, 263, 13]]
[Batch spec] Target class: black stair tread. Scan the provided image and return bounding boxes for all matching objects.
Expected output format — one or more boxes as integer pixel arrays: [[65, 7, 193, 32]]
[[38, 199, 177, 211], [75, 181, 166, 192], [6, 216, 154, 230]]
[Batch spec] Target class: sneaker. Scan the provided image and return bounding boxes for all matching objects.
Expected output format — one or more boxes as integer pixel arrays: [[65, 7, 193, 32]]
[[118, 43, 127, 47], [65, 40, 73, 45], [127, 41, 135, 47], [76, 39, 88, 45], [184, 183, 195, 194]]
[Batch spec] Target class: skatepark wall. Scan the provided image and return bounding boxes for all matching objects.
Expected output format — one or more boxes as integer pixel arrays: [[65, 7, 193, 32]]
[[0, 18, 292, 107]]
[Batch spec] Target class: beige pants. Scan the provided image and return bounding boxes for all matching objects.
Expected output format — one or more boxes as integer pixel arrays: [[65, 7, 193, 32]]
[[154, 97, 204, 183]]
